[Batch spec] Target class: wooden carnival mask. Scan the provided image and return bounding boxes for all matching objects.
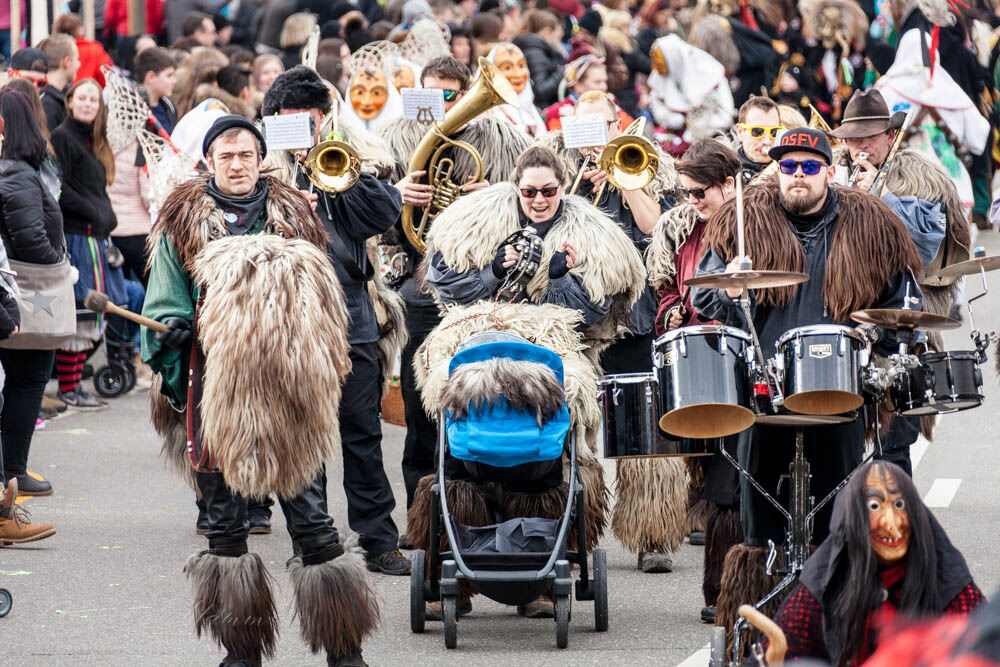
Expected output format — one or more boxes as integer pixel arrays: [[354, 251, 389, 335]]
[[708, 0, 738, 17], [494, 43, 529, 94], [392, 63, 416, 91], [866, 468, 910, 567], [349, 68, 390, 121], [817, 5, 852, 50]]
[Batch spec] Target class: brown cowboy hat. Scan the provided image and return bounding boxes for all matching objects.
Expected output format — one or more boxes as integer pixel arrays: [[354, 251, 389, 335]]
[[827, 89, 907, 139]]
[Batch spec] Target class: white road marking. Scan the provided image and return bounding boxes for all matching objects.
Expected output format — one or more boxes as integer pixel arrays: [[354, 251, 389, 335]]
[[924, 478, 962, 508], [676, 643, 711, 667]]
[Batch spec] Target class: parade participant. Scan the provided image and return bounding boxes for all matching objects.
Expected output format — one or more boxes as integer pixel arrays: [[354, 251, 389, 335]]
[[537, 91, 686, 573], [647, 139, 742, 621], [540, 55, 633, 132], [647, 34, 735, 140], [690, 128, 924, 650], [486, 41, 546, 136], [762, 461, 984, 664], [379, 55, 530, 538], [412, 145, 645, 615], [142, 115, 379, 667], [734, 95, 782, 183], [261, 65, 411, 577], [342, 43, 404, 135]]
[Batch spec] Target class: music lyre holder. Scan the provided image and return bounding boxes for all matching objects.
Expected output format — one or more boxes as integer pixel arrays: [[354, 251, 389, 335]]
[[415, 106, 434, 124]]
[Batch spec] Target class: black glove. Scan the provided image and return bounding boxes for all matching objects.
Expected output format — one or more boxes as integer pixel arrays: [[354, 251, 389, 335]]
[[156, 317, 192, 350], [548, 251, 570, 279], [491, 244, 509, 278]]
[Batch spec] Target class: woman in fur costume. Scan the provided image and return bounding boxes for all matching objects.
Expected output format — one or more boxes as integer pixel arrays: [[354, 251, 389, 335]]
[[535, 92, 688, 574], [646, 139, 745, 622], [410, 145, 644, 617], [141, 117, 378, 667], [691, 128, 924, 656]]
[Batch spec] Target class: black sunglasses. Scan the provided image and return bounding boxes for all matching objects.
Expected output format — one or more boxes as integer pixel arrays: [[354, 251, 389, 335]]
[[778, 159, 825, 175], [441, 89, 461, 102], [678, 185, 712, 201], [519, 186, 559, 198]]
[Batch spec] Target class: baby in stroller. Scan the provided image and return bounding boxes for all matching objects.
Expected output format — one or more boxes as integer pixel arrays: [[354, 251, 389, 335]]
[[408, 332, 608, 649]]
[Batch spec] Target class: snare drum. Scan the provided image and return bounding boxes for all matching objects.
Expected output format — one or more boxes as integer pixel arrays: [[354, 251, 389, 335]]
[[654, 325, 755, 439], [776, 325, 867, 416], [895, 351, 984, 416], [598, 373, 714, 457]]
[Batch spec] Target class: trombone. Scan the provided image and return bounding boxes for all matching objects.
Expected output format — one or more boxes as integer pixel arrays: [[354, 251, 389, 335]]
[[568, 117, 659, 203], [299, 98, 362, 194]]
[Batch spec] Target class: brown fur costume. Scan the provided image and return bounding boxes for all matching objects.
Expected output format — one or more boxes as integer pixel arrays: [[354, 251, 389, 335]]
[[193, 234, 351, 500], [715, 544, 784, 659], [704, 184, 923, 321], [149, 374, 194, 490], [611, 457, 688, 553]]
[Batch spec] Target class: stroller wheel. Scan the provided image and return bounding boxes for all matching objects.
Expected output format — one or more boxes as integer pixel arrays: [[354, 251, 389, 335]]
[[124, 364, 137, 392], [410, 550, 426, 634], [0, 588, 11, 617], [94, 366, 128, 398], [555, 594, 570, 649], [593, 548, 609, 632], [442, 594, 458, 649]]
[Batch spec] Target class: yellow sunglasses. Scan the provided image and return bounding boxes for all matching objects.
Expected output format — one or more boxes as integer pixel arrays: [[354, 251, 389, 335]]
[[740, 123, 784, 139]]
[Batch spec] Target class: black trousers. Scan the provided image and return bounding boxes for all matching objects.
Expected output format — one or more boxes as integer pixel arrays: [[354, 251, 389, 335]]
[[701, 435, 741, 508], [599, 330, 656, 375], [0, 348, 55, 479], [400, 300, 442, 508], [740, 420, 863, 548], [197, 468, 338, 558], [112, 234, 149, 288], [341, 341, 398, 556], [874, 415, 918, 478]]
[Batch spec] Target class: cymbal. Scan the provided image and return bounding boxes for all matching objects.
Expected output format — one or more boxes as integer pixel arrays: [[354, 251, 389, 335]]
[[932, 255, 1000, 279], [850, 309, 961, 330], [683, 270, 809, 290]]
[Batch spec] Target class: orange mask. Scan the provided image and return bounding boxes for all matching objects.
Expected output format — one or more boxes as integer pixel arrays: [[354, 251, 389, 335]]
[[349, 69, 389, 121], [651, 44, 668, 76], [392, 64, 415, 91], [494, 43, 529, 94], [866, 469, 911, 567]]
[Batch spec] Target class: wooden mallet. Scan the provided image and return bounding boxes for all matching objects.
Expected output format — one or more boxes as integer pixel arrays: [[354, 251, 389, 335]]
[[84, 289, 169, 333]]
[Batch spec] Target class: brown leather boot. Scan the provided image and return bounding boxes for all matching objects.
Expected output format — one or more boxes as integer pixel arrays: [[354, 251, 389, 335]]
[[0, 478, 55, 546]]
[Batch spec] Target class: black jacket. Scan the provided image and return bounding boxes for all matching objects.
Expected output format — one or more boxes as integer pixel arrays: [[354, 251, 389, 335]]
[[40, 84, 67, 132], [51, 117, 118, 238], [513, 33, 566, 109], [0, 158, 65, 264]]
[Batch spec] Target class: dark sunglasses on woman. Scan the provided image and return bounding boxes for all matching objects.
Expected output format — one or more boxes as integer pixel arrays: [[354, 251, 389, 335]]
[[520, 186, 559, 198], [677, 185, 711, 201]]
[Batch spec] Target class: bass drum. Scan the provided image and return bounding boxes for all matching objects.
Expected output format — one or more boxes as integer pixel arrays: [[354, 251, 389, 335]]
[[895, 351, 984, 416], [776, 325, 867, 416], [654, 325, 755, 439], [598, 373, 714, 457]]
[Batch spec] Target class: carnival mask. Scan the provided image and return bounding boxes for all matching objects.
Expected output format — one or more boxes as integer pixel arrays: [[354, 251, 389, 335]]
[[708, 0, 738, 17], [817, 6, 849, 50], [393, 64, 415, 91], [494, 43, 529, 94], [651, 44, 668, 76], [349, 69, 389, 121], [866, 468, 910, 567]]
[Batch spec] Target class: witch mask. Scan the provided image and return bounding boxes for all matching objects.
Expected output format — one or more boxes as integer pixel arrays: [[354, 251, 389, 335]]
[[866, 467, 911, 567]]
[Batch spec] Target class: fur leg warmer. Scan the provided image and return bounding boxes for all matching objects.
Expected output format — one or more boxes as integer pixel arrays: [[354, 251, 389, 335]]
[[611, 458, 687, 553], [184, 551, 279, 663], [715, 544, 783, 660], [576, 457, 609, 552], [288, 547, 380, 659], [702, 506, 742, 607]]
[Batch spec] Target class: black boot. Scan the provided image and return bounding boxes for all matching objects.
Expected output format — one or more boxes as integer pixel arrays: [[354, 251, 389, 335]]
[[328, 651, 368, 667], [196, 498, 208, 535]]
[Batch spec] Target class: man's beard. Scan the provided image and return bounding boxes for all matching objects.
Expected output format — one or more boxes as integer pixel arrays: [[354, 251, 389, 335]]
[[779, 183, 826, 214]]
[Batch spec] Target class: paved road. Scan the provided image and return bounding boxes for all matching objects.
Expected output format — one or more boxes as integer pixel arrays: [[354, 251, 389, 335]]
[[4, 230, 1000, 666]]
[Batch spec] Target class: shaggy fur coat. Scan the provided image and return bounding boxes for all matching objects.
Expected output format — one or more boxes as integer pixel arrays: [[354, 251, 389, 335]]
[[423, 182, 646, 344], [645, 202, 703, 289]]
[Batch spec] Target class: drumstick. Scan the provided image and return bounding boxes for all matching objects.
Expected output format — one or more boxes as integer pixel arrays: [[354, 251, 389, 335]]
[[735, 175, 746, 262], [738, 604, 787, 665], [83, 290, 169, 333]]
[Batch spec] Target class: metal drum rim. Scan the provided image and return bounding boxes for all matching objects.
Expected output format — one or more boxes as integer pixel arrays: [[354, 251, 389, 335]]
[[921, 350, 979, 362], [653, 324, 752, 346], [597, 372, 657, 386], [776, 324, 866, 348]]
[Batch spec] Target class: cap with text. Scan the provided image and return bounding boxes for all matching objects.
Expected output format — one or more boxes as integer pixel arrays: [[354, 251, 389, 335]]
[[767, 127, 833, 164]]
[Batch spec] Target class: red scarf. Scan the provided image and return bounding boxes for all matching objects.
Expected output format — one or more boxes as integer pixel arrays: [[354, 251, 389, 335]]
[[857, 563, 908, 664]]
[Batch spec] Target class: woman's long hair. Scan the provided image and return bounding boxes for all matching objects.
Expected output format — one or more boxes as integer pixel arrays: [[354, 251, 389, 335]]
[[66, 78, 115, 185], [2, 78, 54, 153], [828, 460, 939, 666], [0, 89, 48, 169]]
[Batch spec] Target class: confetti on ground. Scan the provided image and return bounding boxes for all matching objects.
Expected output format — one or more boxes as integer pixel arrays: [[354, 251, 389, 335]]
[[0, 570, 31, 576]]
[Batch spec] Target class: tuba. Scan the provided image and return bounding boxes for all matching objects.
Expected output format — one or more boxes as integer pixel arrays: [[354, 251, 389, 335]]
[[400, 57, 520, 254]]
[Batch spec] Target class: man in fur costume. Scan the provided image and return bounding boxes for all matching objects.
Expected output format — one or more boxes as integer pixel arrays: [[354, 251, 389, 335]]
[[691, 128, 924, 653], [760, 461, 984, 664], [647, 139, 745, 622], [535, 91, 688, 573], [412, 145, 645, 616], [377, 55, 531, 543], [141, 117, 379, 667], [831, 88, 971, 476], [261, 66, 411, 577]]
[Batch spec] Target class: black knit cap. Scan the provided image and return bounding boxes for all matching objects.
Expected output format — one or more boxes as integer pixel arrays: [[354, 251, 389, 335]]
[[261, 65, 333, 117], [202, 114, 267, 159], [578, 9, 603, 36]]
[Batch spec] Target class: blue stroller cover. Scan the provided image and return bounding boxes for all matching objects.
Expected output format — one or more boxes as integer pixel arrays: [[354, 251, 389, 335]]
[[446, 339, 570, 469]]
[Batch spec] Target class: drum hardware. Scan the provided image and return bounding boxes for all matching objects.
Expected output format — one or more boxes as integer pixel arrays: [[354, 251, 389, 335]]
[[957, 247, 997, 365], [494, 227, 545, 303]]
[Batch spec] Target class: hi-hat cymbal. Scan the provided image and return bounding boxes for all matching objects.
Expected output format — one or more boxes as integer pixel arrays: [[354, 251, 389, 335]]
[[683, 270, 809, 290], [932, 255, 1000, 280], [850, 309, 961, 330]]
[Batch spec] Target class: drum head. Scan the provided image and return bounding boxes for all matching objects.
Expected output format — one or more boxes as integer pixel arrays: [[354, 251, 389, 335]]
[[933, 398, 982, 413], [659, 404, 755, 439], [754, 413, 855, 426], [784, 390, 864, 416]]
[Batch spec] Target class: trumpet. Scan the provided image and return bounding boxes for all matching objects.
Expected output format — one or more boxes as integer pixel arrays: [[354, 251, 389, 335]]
[[299, 100, 362, 194], [569, 117, 659, 203]]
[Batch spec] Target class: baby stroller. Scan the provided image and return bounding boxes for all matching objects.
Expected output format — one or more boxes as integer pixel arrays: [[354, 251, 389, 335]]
[[409, 332, 609, 649], [92, 315, 138, 398]]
